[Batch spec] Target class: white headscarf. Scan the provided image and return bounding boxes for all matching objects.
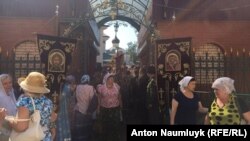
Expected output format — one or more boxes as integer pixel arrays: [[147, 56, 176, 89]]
[[178, 76, 194, 91], [101, 73, 119, 93], [0, 74, 17, 116], [102, 73, 115, 84], [212, 77, 235, 94], [81, 74, 90, 84]]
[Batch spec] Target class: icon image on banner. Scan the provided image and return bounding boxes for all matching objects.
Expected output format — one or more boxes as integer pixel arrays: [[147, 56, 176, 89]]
[[48, 50, 65, 72], [165, 51, 181, 71]]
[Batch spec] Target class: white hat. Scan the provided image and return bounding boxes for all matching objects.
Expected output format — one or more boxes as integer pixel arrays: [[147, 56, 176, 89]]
[[20, 72, 50, 94], [179, 76, 194, 91], [103, 73, 115, 84]]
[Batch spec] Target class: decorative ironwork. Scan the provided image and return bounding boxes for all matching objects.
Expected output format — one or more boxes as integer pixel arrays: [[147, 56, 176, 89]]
[[193, 43, 224, 86], [61, 0, 159, 43], [89, 0, 150, 25]]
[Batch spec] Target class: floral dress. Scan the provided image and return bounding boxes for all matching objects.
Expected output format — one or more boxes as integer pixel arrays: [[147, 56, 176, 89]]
[[16, 95, 54, 141]]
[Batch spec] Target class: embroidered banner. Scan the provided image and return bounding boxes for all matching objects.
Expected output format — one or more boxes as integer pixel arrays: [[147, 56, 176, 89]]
[[37, 34, 76, 96], [156, 37, 192, 109]]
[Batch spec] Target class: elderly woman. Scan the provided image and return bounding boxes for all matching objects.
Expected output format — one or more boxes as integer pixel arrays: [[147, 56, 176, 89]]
[[0, 74, 17, 116], [0, 74, 17, 141], [204, 77, 250, 125], [7, 72, 57, 141], [72, 74, 96, 141], [97, 73, 122, 141], [170, 76, 208, 125]]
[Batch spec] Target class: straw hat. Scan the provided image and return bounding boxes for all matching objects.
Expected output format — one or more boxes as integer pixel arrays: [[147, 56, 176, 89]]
[[20, 72, 50, 94]]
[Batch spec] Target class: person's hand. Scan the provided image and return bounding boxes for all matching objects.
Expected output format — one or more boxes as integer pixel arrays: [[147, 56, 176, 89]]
[[0, 108, 7, 120], [5, 116, 17, 124], [51, 112, 57, 122]]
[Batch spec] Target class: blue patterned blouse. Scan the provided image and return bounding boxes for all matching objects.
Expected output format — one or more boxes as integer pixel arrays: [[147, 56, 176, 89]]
[[16, 95, 54, 141]]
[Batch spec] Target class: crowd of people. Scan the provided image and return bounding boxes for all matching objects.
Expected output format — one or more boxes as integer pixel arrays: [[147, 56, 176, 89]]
[[0, 65, 250, 141]]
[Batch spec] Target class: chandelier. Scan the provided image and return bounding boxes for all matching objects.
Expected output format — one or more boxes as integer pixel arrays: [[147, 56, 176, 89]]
[[112, 21, 120, 49]]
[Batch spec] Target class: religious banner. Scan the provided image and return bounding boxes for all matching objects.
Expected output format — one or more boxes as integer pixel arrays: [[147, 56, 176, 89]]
[[115, 50, 124, 72], [37, 34, 76, 106], [156, 37, 192, 109]]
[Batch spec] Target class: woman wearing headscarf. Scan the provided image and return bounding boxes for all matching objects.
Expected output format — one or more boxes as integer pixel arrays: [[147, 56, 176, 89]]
[[6, 72, 57, 141], [204, 77, 250, 125], [170, 76, 208, 125], [0, 74, 17, 141], [56, 75, 76, 141], [72, 74, 96, 141], [97, 73, 122, 141]]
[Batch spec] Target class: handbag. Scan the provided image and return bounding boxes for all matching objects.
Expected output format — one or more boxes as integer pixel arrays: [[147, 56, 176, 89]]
[[86, 88, 98, 114], [9, 97, 45, 141]]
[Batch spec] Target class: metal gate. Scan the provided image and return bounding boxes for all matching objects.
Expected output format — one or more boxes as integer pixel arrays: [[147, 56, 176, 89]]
[[0, 52, 44, 82], [193, 49, 250, 93]]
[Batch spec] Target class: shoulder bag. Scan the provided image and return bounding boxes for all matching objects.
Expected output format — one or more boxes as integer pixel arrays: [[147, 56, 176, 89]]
[[87, 87, 98, 114], [9, 96, 45, 141]]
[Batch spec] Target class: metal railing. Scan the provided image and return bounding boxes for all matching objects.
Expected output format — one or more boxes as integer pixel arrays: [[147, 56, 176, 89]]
[[193, 50, 250, 93]]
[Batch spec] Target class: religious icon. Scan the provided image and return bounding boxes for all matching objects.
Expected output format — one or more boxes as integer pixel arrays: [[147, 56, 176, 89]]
[[165, 51, 181, 71], [48, 50, 65, 72]]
